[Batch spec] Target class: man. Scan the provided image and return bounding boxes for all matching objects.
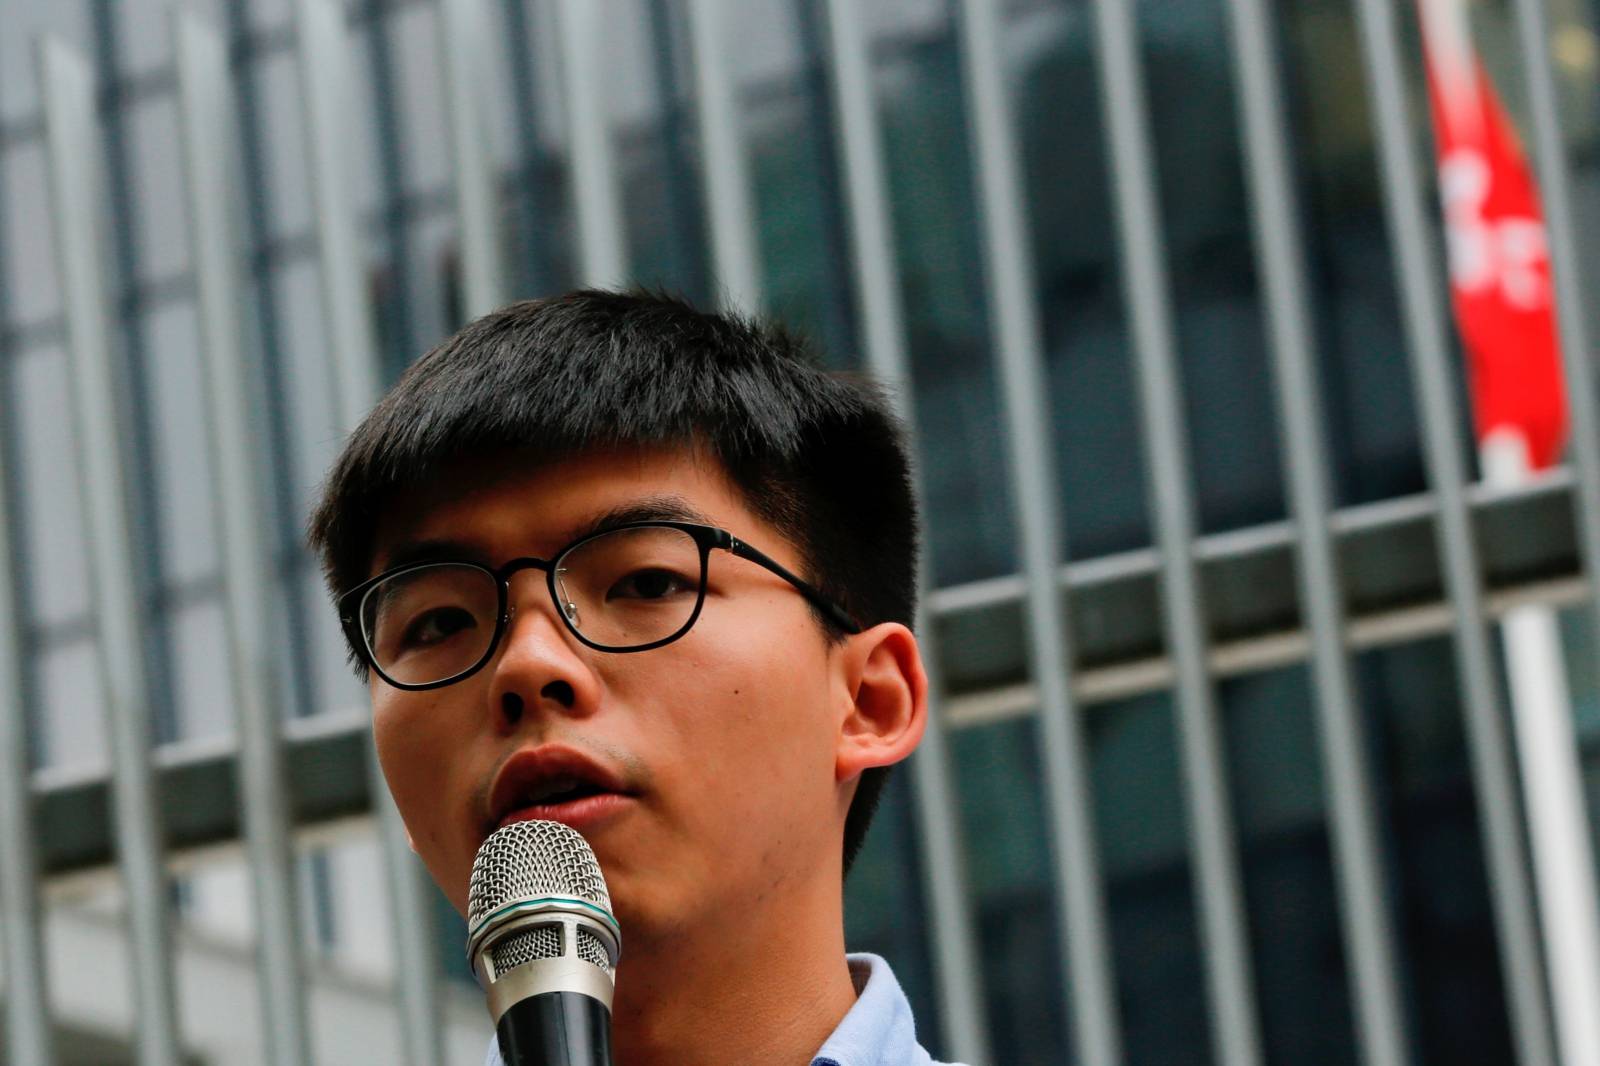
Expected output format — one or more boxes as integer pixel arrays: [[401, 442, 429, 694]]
[[308, 290, 968, 1066]]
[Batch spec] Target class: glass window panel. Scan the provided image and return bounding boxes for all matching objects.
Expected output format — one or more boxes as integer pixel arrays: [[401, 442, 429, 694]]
[[1218, 666, 1357, 1066], [1086, 692, 1210, 1066], [1280, 0, 1429, 509], [950, 716, 1070, 1066], [246, 0, 294, 35], [1172, 300, 1284, 531], [1557, 603, 1600, 743], [742, 6, 856, 367], [874, 16, 1017, 585], [523, 0, 571, 150], [1356, 636, 1517, 1064], [299, 847, 336, 952], [324, 833, 394, 975], [180, 853, 255, 943], [3, 143, 64, 326], [436, 869, 473, 985], [401, 210, 455, 351], [116, 0, 226, 76], [618, 126, 710, 303], [273, 256, 340, 522], [302, 562, 362, 717], [170, 597, 234, 742], [264, 547, 308, 723], [597, 0, 662, 129], [479, 1, 523, 176], [37, 636, 108, 771], [340, 17, 388, 220], [1140, 0, 1287, 533], [913, 368, 1016, 586], [143, 301, 221, 585], [127, 96, 192, 282], [863, 0, 949, 37], [253, 49, 314, 241], [494, 1, 576, 298], [1010, 1, 1289, 545], [506, 148, 578, 298], [387, 3, 451, 197], [11, 344, 92, 625], [1012, 7, 1151, 561], [725, 0, 804, 89], [616, 0, 710, 303], [0, 2, 92, 126]]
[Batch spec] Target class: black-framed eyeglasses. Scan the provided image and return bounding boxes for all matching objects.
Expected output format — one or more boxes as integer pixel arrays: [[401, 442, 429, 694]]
[[339, 521, 862, 691]]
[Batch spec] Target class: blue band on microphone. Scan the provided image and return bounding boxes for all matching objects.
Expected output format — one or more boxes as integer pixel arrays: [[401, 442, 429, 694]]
[[470, 895, 622, 943]]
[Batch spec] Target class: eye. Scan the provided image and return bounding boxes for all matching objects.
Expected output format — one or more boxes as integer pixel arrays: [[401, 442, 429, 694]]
[[399, 606, 478, 648], [606, 568, 696, 602]]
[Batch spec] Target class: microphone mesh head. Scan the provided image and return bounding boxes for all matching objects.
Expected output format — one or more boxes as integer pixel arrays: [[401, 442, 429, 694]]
[[467, 819, 614, 932]]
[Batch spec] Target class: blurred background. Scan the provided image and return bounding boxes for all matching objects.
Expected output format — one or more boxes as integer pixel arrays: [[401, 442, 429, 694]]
[[2, 0, 1600, 1064]]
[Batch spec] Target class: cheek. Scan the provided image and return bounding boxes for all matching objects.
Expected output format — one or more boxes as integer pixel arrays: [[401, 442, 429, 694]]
[[646, 624, 838, 798], [371, 692, 466, 850]]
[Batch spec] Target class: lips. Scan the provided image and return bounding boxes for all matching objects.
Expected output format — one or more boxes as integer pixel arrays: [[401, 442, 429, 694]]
[[485, 745, 636, 837]]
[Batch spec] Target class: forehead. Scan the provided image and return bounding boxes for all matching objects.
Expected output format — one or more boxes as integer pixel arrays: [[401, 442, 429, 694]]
[[369, 445, 773, 573]]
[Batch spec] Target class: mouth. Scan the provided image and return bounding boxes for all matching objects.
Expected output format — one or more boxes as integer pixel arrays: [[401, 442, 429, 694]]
[[486, 745, 637, 837]]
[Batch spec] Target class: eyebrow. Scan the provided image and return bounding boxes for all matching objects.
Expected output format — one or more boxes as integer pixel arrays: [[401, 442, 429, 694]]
[[561, 496, 715, 544], [374, 494, 716, 573]]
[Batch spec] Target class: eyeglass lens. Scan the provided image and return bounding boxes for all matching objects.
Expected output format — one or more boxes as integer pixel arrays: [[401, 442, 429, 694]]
[[360, 525, 706, 686]]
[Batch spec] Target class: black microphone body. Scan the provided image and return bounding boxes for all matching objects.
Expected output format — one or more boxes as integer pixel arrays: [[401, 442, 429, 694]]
[[497, 990, 613, 1066]]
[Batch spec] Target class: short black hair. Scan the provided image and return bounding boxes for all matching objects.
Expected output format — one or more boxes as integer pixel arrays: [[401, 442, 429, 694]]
[[307, 290, 919, 874]]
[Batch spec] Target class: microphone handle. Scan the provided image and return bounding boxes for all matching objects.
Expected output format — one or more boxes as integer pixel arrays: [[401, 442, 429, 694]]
[[496, 990, 613, 1066]]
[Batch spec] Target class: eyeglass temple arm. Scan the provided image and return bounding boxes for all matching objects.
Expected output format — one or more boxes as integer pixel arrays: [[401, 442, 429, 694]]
[[719, 532, 862, 634]]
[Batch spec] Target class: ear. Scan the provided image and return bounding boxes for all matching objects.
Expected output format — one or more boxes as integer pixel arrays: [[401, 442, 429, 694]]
[[835, 622, 929, 783]]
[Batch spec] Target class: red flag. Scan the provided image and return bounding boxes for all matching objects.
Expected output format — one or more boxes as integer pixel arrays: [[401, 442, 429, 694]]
[[1419, 0, 1567, 469]]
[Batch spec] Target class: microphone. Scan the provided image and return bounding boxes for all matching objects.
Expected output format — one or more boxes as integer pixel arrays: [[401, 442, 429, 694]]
[[466, 820, 621, 1066]]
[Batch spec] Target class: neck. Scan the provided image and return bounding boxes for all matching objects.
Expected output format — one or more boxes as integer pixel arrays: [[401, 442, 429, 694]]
[[607, 878, 857, 1066]]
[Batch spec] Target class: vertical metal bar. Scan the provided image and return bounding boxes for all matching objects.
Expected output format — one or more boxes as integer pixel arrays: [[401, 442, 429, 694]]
[[366, 7, 421, 369], [38, 36, 181, 1066], [441, 0, 508, 318], [86, 0, 181, 751], [1219, 2, 1415, 1064], [683, 0, 763, 313], [173, 14, 311, 1066], [554, 0, 628, 289], [223, 0, 323, 729], [1083, 3, 1264, 1064], [818, 3, 992, 1061], [499, 0, 558, 296], [0, 380, 53, 1066], [951, 3, 1123, 1064], [0, 30, 51, 1062], [1348, 4, 1556, 1064], [297, 0, 383, 414], [793, 0, 864, 368], [1503, 2, 1600, 1061], [293, 6, 444, 1066], [644, 0, 711, 302]]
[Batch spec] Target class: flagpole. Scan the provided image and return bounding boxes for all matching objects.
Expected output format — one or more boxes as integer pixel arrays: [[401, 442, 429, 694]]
[[1419, 1, 1600, 1060], [1482, 429, 1600, 1066]]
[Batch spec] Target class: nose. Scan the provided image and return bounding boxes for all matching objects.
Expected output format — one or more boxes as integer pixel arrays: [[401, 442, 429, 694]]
[[486, 573, 602, 733]]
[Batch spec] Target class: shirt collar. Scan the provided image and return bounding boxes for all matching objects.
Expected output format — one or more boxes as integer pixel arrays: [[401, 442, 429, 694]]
[[810, 953, 934, 1066]]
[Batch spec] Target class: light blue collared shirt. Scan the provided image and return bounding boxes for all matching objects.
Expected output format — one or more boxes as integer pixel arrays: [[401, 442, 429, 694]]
[[484, 953, 966, 1066]]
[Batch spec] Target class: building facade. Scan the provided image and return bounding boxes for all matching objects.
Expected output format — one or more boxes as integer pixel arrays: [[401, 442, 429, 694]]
[[1, 0, 1599, 1064]]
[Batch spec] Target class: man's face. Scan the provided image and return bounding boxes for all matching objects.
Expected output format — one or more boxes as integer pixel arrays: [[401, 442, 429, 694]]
[[367, 446, 856, 945]]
